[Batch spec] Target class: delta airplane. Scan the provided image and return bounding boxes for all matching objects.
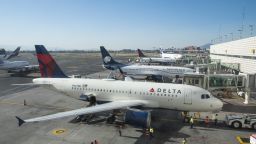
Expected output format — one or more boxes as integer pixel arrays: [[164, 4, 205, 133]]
[[137, 49, 175, 64], [101, 46, 194, 79], [160, 48, 183, 59], [15, 45, 223, 126]]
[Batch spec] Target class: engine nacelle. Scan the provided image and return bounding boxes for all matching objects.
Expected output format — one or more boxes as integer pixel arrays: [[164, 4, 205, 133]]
[[79, 94, 96, 103], [124, 109, 151, 128]]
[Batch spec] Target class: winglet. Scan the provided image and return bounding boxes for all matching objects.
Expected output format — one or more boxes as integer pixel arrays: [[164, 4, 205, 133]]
[[15, 116, 25, 126]]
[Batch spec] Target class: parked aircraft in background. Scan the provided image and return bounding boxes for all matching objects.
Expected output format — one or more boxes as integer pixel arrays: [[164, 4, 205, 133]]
[[137, 49, 175, 64], [101, 46, 194, 79], [0, 47, 38, 75], [0, 59, 38, 74], [160, 48, 183, 59], [15, 45, 223, 126], [0, 47, 20, 60]]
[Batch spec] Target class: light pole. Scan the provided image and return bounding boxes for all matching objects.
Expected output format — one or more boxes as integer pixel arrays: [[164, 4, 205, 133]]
[[238, 29, 242, 39], [249, 25, 253, 37]]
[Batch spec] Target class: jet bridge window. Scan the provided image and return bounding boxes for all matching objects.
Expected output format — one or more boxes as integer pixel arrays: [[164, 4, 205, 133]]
[[201, 94, 210, 99]]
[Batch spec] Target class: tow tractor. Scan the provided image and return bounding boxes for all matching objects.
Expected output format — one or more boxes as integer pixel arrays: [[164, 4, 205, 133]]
[[225, 114, 256, 130]]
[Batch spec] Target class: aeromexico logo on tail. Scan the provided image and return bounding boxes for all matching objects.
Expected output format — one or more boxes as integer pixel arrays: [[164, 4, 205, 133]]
[[104, 56, 112, 64]]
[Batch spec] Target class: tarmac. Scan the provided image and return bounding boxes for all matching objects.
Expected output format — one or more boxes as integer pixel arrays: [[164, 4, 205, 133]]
[[0, 52, 255, 144]]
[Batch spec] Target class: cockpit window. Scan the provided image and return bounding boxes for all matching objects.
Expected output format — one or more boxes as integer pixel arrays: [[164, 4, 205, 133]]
[[201, 94, 210, 99]]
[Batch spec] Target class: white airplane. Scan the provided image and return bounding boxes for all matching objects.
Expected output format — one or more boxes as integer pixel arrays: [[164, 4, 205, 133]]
[[0, 47, 38, 74], [160, 48, 183, 59], [137, 49, 176, 64], [101, 46, 194, 79], [15, 45, 223, 126]]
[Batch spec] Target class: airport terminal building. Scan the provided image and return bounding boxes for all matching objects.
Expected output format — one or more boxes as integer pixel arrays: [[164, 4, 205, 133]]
[[210, 36, 256, 99]]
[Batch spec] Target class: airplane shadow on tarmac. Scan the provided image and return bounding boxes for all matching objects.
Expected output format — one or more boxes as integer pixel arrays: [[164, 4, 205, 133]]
[[222, 99, 256, 114], [133, 109, 190, 144]]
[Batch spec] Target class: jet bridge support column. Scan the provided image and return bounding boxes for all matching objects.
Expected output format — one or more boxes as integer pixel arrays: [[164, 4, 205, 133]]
[[244, 88, 250, 104]]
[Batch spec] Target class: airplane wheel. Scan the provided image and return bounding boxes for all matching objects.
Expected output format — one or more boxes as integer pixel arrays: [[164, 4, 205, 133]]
[[232, 121, 241, 129]]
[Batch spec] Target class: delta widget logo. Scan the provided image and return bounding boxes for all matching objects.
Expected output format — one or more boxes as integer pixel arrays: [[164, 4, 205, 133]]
[[149, 88, 154, 92]]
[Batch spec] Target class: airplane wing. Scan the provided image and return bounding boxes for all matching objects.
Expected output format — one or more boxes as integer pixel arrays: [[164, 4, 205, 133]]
[[16, 100, 148, 126]]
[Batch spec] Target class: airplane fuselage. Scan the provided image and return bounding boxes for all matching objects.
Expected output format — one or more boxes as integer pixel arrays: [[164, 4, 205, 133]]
[[139, 57, 176, 64], [0, 60, 29, 70], [161, 53, 182, 59], [120, 65, 194, 77], [33, 78, 223, 112]]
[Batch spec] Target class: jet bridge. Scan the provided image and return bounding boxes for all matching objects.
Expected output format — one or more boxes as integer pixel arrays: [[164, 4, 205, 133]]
[[183, 74, 245, 90]]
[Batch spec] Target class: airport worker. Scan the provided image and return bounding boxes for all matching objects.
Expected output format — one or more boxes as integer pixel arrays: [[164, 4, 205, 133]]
[[205, 116, 209, 127], [213, 114, 218, 126], [145, 128, 150, 138], [189, 116, 194, 129], [118, 125, 122, 136], [245, 116, 250, 124], [149, 127, 154, 139], [182, 138, 187, 144], [181, 112, 186, 123]]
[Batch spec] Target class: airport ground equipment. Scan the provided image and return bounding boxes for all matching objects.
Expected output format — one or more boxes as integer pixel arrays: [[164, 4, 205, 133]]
[[124, 109, 151, 128], [225, 114, 256, 129]]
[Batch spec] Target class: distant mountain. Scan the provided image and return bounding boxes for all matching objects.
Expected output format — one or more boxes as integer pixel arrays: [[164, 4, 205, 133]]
[[200, 43, 212, 49]]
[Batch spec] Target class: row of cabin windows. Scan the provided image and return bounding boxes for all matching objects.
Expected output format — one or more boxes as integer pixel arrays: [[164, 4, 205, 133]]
[[72, 87, 178, 97]]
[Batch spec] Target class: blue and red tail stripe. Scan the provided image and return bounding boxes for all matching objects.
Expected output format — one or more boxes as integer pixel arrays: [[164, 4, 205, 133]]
[[35, 45, 68, 78]]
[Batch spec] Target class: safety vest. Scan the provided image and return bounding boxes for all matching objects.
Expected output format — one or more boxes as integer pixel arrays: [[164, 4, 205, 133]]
[[150, 128, 154, 133], [190, 118, 194, 123]]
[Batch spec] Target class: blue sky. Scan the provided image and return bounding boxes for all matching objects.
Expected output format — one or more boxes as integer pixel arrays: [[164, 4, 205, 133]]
[[0, 0, 255, 50]]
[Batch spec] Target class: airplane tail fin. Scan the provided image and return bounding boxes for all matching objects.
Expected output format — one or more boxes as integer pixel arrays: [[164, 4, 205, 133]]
[[100, 46, 122, 65], [6, 46, 21, 60], [35, 45, 68, 78], [137, 49, 146, 57], [159, 48, 164, 54], [0, 49, 6, 55]]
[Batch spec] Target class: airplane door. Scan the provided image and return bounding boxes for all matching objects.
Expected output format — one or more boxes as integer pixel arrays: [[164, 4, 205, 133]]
[[184, 88, 192, 105]]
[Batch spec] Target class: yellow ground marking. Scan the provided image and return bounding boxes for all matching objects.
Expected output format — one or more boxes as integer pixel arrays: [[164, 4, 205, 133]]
[[236, 136, 250, 144], [52, 128, 67, 136]]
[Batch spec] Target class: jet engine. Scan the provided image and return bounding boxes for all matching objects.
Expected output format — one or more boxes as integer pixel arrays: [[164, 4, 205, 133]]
[[124, 109, 151, 128], [79, 94, 96, 105]]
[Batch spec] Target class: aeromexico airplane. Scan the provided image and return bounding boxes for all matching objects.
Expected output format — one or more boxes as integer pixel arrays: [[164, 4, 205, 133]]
[[137, 49, 176, 64], [15, 45, 223, 126], [100, 46, 194, 78]]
